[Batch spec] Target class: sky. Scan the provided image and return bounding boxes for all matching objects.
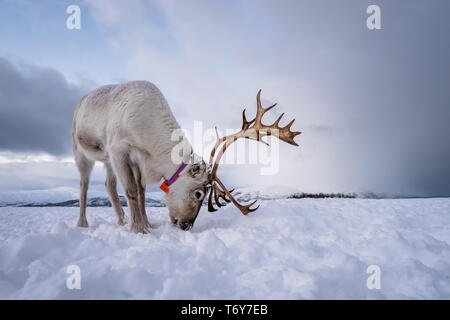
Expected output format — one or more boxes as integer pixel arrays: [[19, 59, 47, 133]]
[[0, 0, 449, 198]]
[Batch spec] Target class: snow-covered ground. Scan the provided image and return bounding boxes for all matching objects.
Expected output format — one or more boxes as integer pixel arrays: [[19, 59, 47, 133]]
[[0, 198, 449, 299]]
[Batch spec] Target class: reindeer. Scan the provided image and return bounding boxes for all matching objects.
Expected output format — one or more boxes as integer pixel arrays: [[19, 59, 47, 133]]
[[72, 81, 300, 233]]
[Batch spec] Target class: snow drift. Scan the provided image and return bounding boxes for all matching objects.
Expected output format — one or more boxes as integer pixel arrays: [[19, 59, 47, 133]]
[[0, 198, 449, 299]]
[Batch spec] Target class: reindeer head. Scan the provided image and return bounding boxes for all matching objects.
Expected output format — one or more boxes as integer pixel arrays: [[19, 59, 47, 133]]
[[164, 157, 209, 230], [207, 90, 301, 214]]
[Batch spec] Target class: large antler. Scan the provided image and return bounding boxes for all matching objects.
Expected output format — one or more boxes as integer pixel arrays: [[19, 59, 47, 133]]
[[208, 90, 301, 214]]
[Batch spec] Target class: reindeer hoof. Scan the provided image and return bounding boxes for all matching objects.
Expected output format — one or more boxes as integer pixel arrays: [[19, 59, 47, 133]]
[[77, 218, 89, 228], [130, 223, 149, 234], [117, 219, 126, 226]]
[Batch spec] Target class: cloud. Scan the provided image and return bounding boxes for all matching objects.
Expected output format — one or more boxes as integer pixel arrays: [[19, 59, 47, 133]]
[[0, 158, 107, 195], [0, 57, 87, 155], [81, 0, 450, 197]]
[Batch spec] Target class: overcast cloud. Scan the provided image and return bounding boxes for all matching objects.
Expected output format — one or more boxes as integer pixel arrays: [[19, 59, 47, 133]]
[[0, 57, 87, 155]]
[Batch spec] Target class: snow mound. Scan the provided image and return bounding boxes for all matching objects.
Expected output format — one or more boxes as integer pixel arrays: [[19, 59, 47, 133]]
[[0, 198, 449, 299]]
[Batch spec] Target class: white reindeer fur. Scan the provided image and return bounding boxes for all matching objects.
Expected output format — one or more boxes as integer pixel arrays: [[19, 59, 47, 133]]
[[72, 81, 208, 233]]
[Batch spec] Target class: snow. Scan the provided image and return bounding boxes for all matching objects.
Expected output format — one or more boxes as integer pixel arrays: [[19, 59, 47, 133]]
[[0, 198, 449, 299]]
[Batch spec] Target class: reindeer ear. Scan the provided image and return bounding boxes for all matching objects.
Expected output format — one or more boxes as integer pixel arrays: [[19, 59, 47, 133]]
[[188, 160, 206, 178]]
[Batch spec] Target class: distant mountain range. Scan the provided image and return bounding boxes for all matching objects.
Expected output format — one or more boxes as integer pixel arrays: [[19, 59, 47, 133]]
[[0, 196, 165, 208], [0, 190, 390, 207]]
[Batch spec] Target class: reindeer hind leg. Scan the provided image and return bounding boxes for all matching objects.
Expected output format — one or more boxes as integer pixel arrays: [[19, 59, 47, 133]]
[[74, 150, 94, 228]]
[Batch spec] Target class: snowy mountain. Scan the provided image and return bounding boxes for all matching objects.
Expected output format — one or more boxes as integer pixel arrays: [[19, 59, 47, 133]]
[[8, 196, 166, 208], [0, 187, 383, 207], [0, 188, 166, 207]]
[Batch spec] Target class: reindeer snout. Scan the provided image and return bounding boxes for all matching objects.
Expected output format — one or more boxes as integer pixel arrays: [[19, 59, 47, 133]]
[[180, 221, 193, 231], [171, 217, 195, 231]]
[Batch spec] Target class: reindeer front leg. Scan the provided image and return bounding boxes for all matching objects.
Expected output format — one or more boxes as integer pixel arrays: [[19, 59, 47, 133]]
[[110, 148, 149, 234], [131, 165, 151, 229], [105, 163, 126, 226]]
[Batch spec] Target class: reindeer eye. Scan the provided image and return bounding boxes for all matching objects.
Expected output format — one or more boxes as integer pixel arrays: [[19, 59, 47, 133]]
[[193, 189, 205, 200]]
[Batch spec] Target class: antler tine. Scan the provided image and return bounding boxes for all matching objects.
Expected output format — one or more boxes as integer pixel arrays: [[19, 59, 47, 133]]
[[207, 181, 235, 212], [277, 119, 302, 146], [213, 184, 224, 208], [215, 126, 220, 139], [207, 186, 218, 212], [283, 118, 295, 130], [212, 183, 233, 207], [242, 109, 255, 130], [255, 90, 277, 127], [214, 177, 259, 215], [209, 127, 227, 167], [215, 183, 232, 203], [273, 113, 284, 127]]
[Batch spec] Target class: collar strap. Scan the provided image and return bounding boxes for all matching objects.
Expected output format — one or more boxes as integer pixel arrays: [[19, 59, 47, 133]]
[[160, 159, 190, 193]]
